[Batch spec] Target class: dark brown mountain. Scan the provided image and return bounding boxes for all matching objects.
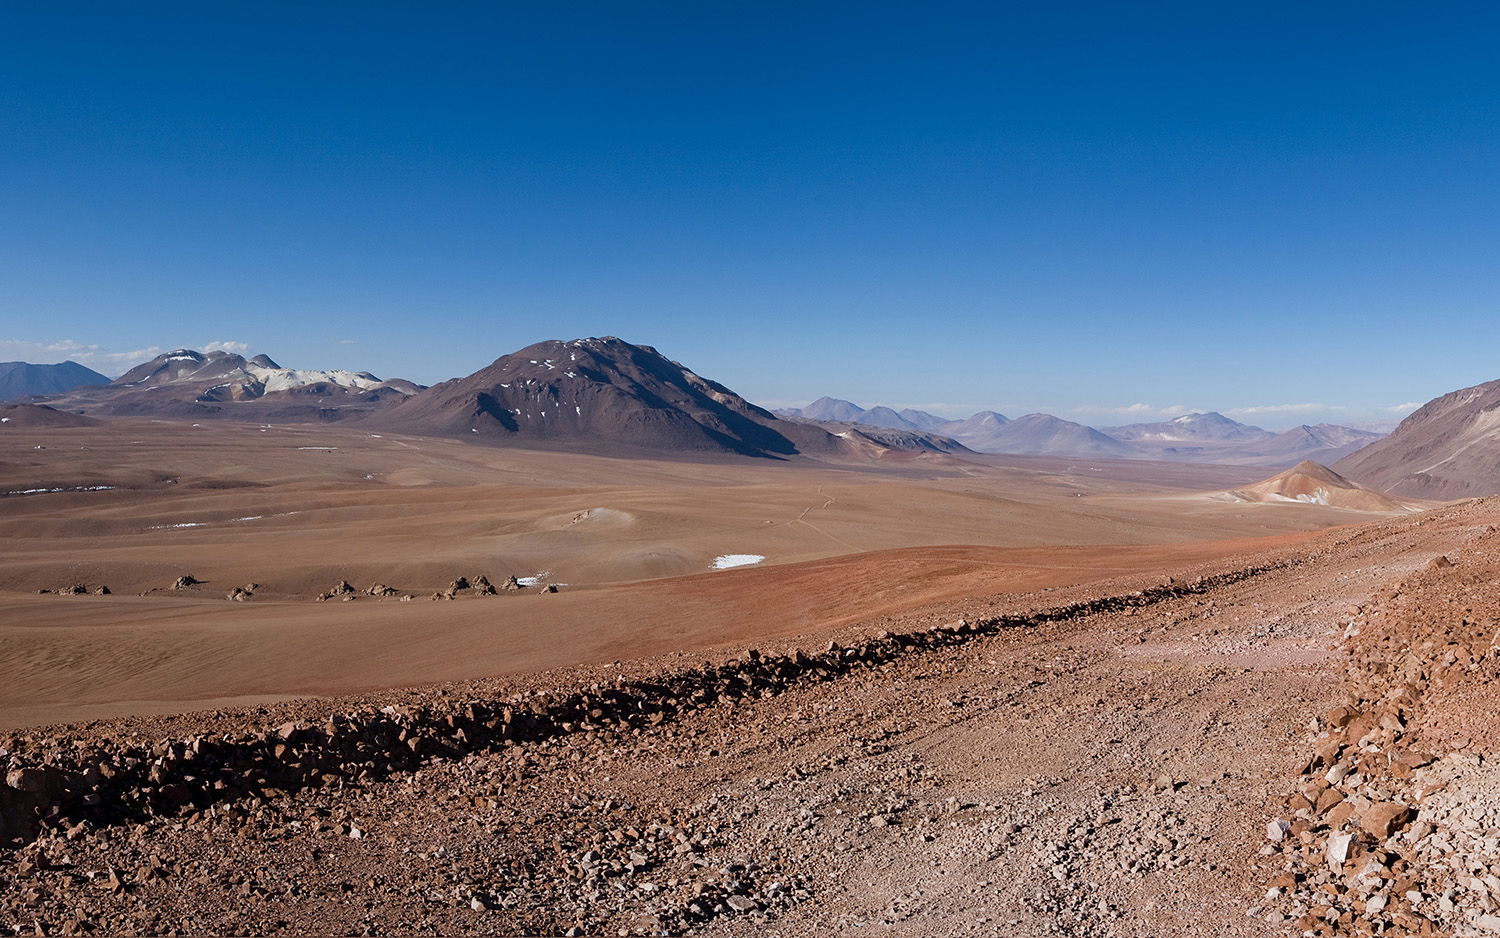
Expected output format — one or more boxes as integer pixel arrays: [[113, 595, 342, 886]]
[[0, 360, 109, 401], [39, 349, 422, 421], [1335, 379, 1500, 498], [381, 337, 842, 458], [0, 402, 100, 428]]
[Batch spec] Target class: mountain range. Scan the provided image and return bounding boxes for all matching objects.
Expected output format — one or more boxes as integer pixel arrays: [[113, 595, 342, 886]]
[[39, 349, 424, 421], [777, 398, 1382, 467], [0, 360, 109, 401], [25, 338, 1500, 492]]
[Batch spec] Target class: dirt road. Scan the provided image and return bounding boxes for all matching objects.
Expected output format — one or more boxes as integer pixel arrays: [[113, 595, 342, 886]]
[[2, 497, 1482, 936]]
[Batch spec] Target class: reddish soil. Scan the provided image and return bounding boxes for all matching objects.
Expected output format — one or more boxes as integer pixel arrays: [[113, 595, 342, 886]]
[[0, 418, 1468, 937]]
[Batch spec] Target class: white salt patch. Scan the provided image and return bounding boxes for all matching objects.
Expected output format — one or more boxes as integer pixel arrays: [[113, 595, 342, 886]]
[[296, 446, 337, 451], [711, 554, 765, 570], [517, 572, 551, 587]]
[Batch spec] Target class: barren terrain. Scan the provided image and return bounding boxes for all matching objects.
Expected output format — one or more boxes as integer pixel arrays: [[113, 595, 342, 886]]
[[0, 419, 1377, 728], [1, 418, 1477, 936]]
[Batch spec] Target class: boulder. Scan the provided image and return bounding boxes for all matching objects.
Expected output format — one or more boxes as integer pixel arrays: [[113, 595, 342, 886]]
[[5, 767, 49, 794], [172, 574, 201, 590], [1358, 802, 1413, 839], [1326, 832, 1354, 868]]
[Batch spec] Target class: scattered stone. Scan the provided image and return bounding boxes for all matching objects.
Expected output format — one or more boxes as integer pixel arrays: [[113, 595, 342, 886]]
[[1358, 802, 1413, 839]]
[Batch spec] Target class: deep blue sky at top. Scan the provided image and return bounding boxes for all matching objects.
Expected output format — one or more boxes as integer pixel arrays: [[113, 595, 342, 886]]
[[3, 2, 1499, 427]]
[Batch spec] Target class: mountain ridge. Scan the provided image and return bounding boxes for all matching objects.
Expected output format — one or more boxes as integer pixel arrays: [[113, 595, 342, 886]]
[[0, 360, 110, 401], [33, 348, 423, 420], [1335, 377, 1500, 498]]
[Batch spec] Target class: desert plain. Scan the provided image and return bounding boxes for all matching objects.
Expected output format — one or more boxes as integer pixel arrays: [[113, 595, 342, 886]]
[[0, 417, 1365, 729], [5, 411, 1490, 938]]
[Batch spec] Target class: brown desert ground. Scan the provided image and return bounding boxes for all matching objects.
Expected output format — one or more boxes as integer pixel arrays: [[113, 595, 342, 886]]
[[0, 418, 1482, 937], [0, 419, 1386, 728]]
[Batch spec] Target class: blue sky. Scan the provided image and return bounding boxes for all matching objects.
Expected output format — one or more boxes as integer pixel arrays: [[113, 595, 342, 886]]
[[3, 2, 1498, 429]]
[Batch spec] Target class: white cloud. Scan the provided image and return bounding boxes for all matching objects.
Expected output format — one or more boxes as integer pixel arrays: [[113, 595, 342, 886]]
[[1388, 401, 1423, 413], [0, 339, 166, 375], [336, 338, 356, 345], [202, 340, 251, 354], [1222, 402, 1347, 416], [1070, 402, 1197, 418]]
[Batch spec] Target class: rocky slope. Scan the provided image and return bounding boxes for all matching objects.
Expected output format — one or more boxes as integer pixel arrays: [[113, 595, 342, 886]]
[[383, 337, 841, 458], [1336, 378, 1500, 499], [1269, 518, 1500, 936]]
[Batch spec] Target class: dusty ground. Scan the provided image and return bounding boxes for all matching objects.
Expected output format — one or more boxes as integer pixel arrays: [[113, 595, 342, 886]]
[[2, 491, 1487, 935], [1, 419, 1472, 937], [0, 420, 1382, 728]]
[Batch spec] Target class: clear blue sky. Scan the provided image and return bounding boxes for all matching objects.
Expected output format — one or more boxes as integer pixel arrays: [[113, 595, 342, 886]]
[[3, 2, 1499, 429]]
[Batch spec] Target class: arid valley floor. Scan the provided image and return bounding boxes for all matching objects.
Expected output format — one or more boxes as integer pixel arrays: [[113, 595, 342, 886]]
[[0, 418, 1490, 936]]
